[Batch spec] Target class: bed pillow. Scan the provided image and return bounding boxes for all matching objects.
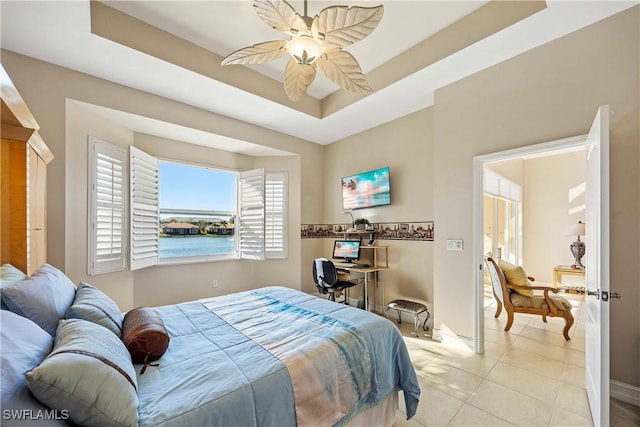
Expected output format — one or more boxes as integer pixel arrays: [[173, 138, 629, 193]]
[[0, 264, 76, 336], [0, 311, 68, 426], [499, 259, 534, 297], [1, 264, 28, 310], [25, 319, 139, 427], [122, 307, 170, 374], [66, 282, 123, 337]]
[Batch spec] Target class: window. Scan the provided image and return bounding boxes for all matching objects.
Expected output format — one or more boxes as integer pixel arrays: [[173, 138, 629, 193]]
[[158, 161, 238, 262], [88, 136, 127, 275], [90, 143, 288, 273]]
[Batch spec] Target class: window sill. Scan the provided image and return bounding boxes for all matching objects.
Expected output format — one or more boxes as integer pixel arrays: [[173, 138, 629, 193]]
[[157, 254, 240, 266]]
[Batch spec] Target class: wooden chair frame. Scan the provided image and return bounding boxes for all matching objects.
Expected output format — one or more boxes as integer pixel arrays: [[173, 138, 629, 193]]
[[484, 257, 574, 341]]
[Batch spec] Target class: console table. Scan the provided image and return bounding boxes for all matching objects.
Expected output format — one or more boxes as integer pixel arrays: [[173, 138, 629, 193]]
[[553, 265, 585, 286]]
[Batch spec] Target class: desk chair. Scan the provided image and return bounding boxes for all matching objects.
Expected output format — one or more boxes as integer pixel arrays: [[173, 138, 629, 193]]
[[313, 258, 358, 304]]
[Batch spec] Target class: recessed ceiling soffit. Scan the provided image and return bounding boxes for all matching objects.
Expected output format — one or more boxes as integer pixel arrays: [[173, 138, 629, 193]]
[[90, 0, 546, 119]]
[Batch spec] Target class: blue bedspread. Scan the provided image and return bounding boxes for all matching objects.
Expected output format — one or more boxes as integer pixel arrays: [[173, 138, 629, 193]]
[[137, 286, 419, 427]]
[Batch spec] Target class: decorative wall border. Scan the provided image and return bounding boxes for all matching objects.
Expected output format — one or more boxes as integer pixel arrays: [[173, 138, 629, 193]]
[[301, 221, 434, 241]]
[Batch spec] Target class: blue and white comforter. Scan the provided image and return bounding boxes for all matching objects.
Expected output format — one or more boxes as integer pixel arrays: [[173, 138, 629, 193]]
[[137, 286, 420, 427]]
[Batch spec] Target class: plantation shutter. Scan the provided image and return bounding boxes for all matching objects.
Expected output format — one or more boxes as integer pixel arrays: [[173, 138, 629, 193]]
[[88, 137, 127, 275], [239, 168, 265, 260], [130, 146, 159, 270], [265, 172, 287, 259]]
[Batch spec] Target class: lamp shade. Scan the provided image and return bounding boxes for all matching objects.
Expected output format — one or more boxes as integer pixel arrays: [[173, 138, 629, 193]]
[[563, 221, 586, 237]]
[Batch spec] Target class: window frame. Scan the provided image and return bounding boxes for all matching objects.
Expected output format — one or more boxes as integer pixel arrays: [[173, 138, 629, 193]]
[[89, 144, 288, 271]]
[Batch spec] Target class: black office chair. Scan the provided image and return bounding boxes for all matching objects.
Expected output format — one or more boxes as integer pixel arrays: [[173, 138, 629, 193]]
[[312, 258, 358, 304]]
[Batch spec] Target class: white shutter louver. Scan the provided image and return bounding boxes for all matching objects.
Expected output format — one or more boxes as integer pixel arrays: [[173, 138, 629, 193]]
[[88, 137, 127, 275], [239, 168, 265, 260], [130, 147, 159, 270], [265, 173, 287, 259]]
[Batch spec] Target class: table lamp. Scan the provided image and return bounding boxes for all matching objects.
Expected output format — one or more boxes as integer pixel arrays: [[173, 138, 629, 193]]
[[563, 221, 586, 269]]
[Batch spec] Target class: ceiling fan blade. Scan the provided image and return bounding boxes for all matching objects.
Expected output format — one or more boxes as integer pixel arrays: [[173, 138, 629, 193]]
[[221, 40, 288, 66], [284, 58, 316, 101], [253, 0, 308, 35], [316, 50, 371, 93], [313, 5, 383, 49]]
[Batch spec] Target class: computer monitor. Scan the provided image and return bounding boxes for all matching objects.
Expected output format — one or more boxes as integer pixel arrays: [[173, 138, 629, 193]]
[[332, 240, 361, 263]]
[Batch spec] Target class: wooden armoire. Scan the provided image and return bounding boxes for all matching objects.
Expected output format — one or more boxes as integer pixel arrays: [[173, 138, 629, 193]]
[[1, 64, 53, 275]]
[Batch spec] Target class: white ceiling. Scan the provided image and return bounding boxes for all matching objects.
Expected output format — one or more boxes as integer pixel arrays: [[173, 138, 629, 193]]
[[1, 0, 637, 152]]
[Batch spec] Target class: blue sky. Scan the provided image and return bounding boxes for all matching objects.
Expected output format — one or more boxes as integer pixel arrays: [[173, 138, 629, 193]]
[[159, 162, 236, 212]]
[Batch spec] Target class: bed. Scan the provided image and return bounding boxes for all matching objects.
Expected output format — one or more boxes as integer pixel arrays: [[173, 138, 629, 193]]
[[1, 263, 420, 427]]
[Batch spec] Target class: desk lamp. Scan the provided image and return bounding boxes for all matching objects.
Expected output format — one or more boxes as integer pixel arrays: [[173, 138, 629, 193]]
[[563, 221, 586, 269], [342, 210, 355, 232]]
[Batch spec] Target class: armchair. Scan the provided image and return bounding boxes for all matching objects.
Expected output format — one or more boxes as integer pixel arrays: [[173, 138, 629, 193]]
[[484, 257, 575, 341]]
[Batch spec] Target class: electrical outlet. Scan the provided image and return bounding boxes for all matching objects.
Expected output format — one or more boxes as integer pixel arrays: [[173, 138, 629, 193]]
[[212, 279, 219, 288]]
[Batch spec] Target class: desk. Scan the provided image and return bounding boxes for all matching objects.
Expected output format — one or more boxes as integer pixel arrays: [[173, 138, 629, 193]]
[[553, 265, 585, 286], [337, 265, 389, 312]]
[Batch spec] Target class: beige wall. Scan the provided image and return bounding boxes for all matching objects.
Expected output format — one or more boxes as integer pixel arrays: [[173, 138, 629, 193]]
[[486, 158, 524, 186], [434, 7, 639, 388], [316, 109, 435, 312], [1, 50, 323, 310], [523, 151, 585, 283], [64, 100, 135, 310]]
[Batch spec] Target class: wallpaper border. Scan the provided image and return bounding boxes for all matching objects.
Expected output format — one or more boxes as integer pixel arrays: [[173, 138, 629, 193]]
[[301, 221, 434, 241]]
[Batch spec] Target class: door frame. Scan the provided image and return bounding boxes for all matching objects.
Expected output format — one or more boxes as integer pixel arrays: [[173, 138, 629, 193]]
[[472, 134, 587, 354]]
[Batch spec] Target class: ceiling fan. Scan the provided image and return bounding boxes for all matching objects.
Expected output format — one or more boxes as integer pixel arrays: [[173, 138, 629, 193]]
[[221, 0, 384, 101]]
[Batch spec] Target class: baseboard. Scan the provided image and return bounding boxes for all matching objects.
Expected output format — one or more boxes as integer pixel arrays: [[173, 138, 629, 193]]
[[611, 380, 640, 407]]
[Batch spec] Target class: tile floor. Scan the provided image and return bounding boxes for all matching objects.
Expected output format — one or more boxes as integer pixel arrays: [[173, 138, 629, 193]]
[[391, 292, 640, 426]]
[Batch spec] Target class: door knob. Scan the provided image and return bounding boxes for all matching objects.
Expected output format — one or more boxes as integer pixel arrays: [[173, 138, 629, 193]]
[[587, 289, 600, 299], [610, 292, 622, 299]]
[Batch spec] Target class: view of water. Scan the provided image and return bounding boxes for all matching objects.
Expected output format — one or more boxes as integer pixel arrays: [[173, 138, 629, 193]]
[[159, 236, 235, 258]]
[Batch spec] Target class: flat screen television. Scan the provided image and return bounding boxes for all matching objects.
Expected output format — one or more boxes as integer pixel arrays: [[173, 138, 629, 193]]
[[341, 166, 391, 210], [332, 240, 361, 263]]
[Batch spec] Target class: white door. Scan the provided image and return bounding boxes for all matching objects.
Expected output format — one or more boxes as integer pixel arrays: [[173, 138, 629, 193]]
[[585, 105, 610, 426]]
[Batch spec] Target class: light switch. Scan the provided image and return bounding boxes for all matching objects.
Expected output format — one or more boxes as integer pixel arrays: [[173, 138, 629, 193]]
[[447, 239, 463, 251]]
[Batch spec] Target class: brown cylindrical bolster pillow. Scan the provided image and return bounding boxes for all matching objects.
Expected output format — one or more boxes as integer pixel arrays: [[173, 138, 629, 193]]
[[122, 307, 169, 374]]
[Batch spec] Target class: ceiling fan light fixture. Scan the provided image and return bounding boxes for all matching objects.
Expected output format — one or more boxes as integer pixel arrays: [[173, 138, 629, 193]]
[[221, 0, 383, 101], [287, 35, 324, 65]]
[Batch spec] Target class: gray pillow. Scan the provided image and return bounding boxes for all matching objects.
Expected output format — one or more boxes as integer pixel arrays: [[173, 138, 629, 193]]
[[0, 264, 76, 336], [0, 310, 67, 426], [1, 264, 28, 310], [25, 319, 139, 427], [66, 282, 123, 336]]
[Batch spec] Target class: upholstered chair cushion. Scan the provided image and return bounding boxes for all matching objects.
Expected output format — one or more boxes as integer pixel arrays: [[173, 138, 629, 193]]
[[499, 259, 534, 297], [510, 293, 572, 311]]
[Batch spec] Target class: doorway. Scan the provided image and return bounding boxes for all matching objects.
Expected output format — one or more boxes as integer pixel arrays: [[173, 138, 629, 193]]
[[472, 134, 587, 354]]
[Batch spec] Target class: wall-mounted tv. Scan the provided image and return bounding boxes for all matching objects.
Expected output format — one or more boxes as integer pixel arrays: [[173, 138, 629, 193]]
[[341, 166, 391, 210]]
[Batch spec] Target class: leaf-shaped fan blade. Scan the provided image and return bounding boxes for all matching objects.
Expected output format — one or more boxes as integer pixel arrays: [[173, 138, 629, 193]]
[[253, 0, 308, 35], [284, 58, 316, 101], [221, 40, 288, 66], [316, 50, 371, 92], [313, 5, 383, 49]]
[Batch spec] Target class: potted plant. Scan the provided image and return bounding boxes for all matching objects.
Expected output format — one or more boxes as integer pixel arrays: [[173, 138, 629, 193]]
[[354, 218, 370, 231]]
